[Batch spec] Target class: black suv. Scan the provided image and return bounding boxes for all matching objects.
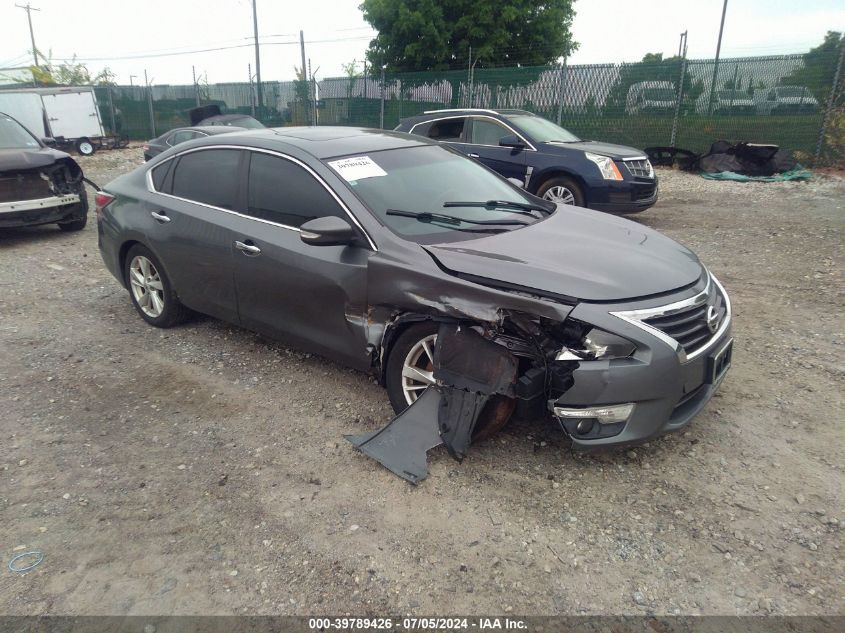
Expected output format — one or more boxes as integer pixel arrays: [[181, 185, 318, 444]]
[[396, 109, 657, 213]]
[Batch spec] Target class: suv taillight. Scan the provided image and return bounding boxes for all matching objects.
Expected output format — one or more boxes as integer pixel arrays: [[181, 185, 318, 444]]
[[94, 191, 115, 218]]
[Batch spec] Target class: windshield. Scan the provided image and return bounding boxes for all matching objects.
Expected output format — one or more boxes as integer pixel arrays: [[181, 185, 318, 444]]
[[643, 88, 676, 101], [327, 145, 548, 244], [0, 114, 41, 150], [505, 115, 580, 143], [229, 116, 264, 129]]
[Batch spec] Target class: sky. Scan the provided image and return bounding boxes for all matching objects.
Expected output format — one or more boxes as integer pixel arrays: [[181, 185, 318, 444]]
[[1, 0, 843, 86]]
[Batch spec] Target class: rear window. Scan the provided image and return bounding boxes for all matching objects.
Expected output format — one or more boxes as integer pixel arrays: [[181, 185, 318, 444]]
[[170, 149, 241, 209], [426, 118, 465, 141]]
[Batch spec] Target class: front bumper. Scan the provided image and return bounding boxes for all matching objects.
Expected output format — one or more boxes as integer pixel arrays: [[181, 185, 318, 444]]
[[588, 179, 658, 214], [0, 194, 85, 228], [548, 273, 732, 448]]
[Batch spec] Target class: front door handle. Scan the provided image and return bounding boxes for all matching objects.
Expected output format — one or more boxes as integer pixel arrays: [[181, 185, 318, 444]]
[[468, 153, 480, 158], [234, 240, 261, 255], [151, 211, 170, 223]]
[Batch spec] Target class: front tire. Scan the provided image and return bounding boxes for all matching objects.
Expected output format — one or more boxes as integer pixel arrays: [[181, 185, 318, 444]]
[[57, 214, 87, 232], [538, 176, 584, 207], [124, 244, 189, 327], [384, 322, 515, 440]]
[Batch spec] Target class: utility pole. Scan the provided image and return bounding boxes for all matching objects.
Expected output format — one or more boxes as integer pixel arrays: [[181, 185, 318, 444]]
[[16, 3, 40, 67], [252, 0, 263, 121], [300, 30, 308, 124], [15, 3, 40, 84], [708, 0, 729, 115]]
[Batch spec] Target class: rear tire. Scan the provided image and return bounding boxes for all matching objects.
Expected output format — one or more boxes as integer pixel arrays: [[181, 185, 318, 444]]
[[538, 176, 584, 207], [124, 244, 189, 328]]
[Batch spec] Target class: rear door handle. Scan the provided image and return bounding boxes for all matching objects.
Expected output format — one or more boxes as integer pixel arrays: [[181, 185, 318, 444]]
[[234, 240, 261, 255], [468, 153, 480, 158], [151, 211, 170, 223]]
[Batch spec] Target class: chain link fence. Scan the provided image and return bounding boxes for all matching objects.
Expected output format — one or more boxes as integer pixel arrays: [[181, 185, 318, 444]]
[[92, 48, 844, 166]]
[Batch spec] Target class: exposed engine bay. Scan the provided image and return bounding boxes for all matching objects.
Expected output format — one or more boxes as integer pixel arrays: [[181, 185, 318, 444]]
[[0, 156, 85, 206]]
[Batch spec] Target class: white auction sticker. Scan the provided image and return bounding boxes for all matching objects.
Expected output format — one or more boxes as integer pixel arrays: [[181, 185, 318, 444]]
[[328, 155, 387, 182]]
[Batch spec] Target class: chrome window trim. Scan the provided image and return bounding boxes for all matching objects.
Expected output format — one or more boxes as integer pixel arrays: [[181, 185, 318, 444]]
[[409, 114, 537, 152], [144, 144, 377, 251], [610, 272, 732, 363]]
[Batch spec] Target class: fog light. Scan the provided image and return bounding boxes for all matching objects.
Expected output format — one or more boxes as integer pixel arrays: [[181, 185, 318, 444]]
[[553, 403, 635, 425]]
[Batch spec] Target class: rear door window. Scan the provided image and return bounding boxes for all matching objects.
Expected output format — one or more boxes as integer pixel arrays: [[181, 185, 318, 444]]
[[470, 118, 510, 146], [170, 149, 241, 209], [246, 151, 345, 228], [426, 118, 466, 141]]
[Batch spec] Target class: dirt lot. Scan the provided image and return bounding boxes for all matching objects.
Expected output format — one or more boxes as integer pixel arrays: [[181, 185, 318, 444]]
[[1, 147, 843, 616]]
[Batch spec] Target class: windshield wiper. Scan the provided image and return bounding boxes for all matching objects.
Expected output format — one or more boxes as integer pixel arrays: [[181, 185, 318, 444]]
[[386, 209, 529, 227], [443, 199, 553, 215]]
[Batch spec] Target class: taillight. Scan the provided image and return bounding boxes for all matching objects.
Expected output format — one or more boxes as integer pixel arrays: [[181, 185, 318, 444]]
[[94, 191, 115, 218]]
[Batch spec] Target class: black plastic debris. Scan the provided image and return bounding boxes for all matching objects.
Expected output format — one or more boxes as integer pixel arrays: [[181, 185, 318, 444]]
[[346, 323, 519, 483]]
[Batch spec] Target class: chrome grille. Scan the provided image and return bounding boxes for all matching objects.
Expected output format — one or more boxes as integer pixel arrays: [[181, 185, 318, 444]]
[[624, 159, 654, 179], [643, 286, 727, 355]]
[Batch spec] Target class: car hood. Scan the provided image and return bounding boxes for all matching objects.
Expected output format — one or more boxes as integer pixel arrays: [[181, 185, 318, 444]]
[[0, 146, 72, 171], [542, 140, 646, 160], [423, 206, 703, 302]]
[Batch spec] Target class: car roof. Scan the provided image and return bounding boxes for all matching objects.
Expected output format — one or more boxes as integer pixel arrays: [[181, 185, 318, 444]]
[[192, 126, 432, 160], [201, 114, 256, 123]]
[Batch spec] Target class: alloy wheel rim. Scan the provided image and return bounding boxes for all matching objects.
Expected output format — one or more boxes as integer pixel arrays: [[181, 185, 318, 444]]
[[129, 255, 165, 318], [401, 334, 437, 406], [543, 185, 575, 205], [79, 142, 93, 154]]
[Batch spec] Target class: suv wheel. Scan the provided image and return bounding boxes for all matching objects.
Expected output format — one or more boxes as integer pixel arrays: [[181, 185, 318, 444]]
[[538, 176, 584, 207]]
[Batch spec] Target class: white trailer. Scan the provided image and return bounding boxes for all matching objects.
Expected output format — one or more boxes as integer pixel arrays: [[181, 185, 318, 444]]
[[0, 86, 126, 155]]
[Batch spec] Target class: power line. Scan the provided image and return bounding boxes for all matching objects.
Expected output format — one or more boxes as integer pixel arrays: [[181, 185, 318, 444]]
[[50, 35, 373, 63]]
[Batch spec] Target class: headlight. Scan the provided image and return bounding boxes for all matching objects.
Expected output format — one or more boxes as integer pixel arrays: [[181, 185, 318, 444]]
[[585, 152, 623, 180], [556, 327, 636, 361]]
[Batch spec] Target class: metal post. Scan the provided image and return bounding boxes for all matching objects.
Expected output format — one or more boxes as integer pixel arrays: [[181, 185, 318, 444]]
[[300, 30, 308, 125], [708, 0, 729, 115], [670, 31, 688, 148], [555, 58, 567, 125], [248, 63, 255, 117], [815, 36, 845, 164], [467, 46, 472, 107], [252, 0, 263, 121], [145, 69, 156, 137], [192, 65, 200, 107], [379, 65, 385, 129], [363, 60, 368, 99], [107, 83, 116, 134]]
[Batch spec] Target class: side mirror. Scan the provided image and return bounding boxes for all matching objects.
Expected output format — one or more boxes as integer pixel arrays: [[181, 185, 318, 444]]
[[499, 134, 525, 149], [42, 137, 57, 146], [300, 216, 358, 247]]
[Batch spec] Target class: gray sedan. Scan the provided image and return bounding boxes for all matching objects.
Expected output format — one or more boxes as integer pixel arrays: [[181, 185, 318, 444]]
[[142, 125, 244, 161], [96, 127, 732, 456]]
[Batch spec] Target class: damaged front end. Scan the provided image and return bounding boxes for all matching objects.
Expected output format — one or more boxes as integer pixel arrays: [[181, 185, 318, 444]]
[[0, 155, 86, 227], [347, 308, 592, 483]]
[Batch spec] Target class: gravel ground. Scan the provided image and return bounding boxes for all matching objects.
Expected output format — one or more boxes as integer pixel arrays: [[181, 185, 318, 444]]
[[0, 148, 843, 616]]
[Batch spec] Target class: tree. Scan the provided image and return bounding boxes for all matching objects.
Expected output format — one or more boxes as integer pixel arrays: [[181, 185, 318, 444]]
[[359, 0, 577, 72], [606, 53, 703, 115], [341, 59, 362, 99], [20, 49, 113, 86], [780, 31, 843, 107]]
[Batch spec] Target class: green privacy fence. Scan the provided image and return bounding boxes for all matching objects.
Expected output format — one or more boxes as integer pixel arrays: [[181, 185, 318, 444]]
[[94, 49, 844, 165]]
